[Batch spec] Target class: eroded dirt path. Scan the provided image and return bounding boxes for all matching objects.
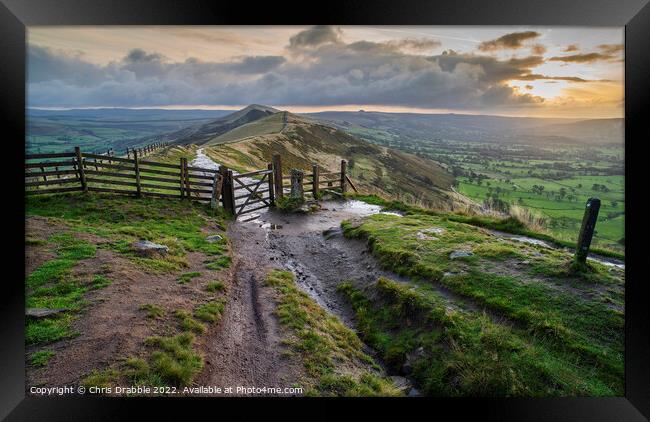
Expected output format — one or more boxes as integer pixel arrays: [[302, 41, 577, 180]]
[[196, 199, 423, 394], [196, 220, 302, 394]]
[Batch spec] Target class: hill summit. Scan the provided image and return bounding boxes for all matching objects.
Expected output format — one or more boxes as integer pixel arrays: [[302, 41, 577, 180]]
[[188, 106, 459, 208]]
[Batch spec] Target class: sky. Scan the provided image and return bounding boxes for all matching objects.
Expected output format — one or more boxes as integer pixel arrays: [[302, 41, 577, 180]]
[[27, 25, 624, 118]]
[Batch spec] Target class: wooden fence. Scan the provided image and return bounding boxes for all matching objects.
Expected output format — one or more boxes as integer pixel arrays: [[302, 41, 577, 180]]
[[25, 143, 220, 204], [272, 154, 357, 201], [25, 146, 356, 217]]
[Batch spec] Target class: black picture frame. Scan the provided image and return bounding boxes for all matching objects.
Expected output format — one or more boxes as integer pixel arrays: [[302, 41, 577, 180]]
[[1, 0, 648, 420]]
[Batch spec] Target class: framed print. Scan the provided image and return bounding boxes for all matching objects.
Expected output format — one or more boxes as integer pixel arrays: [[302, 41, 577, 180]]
[[1, 0, 649, 420]]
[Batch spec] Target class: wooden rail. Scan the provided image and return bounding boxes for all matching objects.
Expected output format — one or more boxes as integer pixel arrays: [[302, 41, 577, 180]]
[[26, 145, 359, 218], [25, 144, 222, 208]]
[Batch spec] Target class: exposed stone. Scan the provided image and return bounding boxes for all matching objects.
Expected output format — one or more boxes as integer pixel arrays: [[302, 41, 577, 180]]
[[407, 388, 421, 396], [131, 240, 169, 258], [205, 234, 223, 243], [389, 376, 411, 392], [289, 169, 305, 200], [415, 231, 438, 241], [26, 308, 65, 319], [422, 227, 445, 235], [449, 250, 474, 259], [401, 361, 413, 375]]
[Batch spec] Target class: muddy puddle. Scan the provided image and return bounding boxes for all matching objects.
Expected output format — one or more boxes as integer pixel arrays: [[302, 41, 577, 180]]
[[240, 200, 408, 318]]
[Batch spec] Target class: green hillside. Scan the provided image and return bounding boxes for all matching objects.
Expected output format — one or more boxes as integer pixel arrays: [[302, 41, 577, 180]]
[[207, 111, 287, 144], [201, 113, 457, 209]]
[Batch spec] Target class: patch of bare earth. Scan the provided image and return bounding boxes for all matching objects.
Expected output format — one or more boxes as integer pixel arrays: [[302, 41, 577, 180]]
[[25, 216, 60, 275], [25, 218, 233, 391]]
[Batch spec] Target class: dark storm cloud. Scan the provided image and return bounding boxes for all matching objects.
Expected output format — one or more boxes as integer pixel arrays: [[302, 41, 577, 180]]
[[531, 44, 547, 55], [28, 26, 590, 110], [384, 38, 442, 51], [288, 25, 342, 48], [515, 74, 587, 82], [227, 56, 287, 74], [597, 44, 624, 55], [478, 31, 541, 51], [548, 52, 615, 63]]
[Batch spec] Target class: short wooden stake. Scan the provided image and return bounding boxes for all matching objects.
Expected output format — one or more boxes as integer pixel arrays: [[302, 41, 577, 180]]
[[575, 198, 601, 263]]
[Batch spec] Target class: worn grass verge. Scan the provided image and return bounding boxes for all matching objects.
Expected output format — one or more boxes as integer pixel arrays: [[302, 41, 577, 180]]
[[340, 209, 624, 396], [339, 278, 618, 396], [265, 269, 401, 396], [353, 194, 623, 260]]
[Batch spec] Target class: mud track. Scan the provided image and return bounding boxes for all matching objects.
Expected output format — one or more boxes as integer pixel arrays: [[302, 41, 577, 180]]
[[198, 200, 416, 391]]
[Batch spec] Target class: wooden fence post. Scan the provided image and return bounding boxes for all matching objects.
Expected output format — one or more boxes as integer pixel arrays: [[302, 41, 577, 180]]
[[312, 163, 319, 198], [179, 157, 185, 199], [75, 146, 87, 192], [219, 166, 235, 215], [340, 159, 347, 195], [272, 154, 283, 199], [267, 163, 275, 206], [183, 158, 191, 198], [575, 198, 601, 263], [133, 148, 141, 198], [210, 173, 223, 210]]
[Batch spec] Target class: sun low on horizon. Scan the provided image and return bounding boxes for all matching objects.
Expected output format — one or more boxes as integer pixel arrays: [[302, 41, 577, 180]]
[[27, 25, 624, 119]]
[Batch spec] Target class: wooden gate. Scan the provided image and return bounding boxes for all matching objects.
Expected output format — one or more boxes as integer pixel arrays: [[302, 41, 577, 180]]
[[220, 165, 275, 217]]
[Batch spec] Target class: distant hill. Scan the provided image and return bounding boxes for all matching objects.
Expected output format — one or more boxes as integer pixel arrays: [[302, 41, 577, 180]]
[[198, 109, 458, 208], [517, 118, 624, 145], [165, 104, 280, 145], [307, 110, 623, 145], [25, 108, 229, 155]]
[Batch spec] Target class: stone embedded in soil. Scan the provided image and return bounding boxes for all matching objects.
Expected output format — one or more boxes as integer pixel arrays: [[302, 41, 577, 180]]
[[415, 231, 438, 241], [206, 235, 223, 243], [26, 308, 65, 318], [449, 250, 474, 259], [422, 227, 445, 235], [389, 376, 412, 392], [408, 388, 421, 397], [131, 240, 169, 258]]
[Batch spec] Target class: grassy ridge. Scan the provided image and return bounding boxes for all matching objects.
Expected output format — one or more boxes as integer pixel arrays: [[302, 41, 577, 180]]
[[339, 204, 624, 396], [353, 194, 623, 260], [202, 114, 456, 209]]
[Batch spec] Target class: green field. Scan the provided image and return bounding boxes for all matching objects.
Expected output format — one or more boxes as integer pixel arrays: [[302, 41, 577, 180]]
[[341, 124, 624, 253], [453, 146, 624, 251]]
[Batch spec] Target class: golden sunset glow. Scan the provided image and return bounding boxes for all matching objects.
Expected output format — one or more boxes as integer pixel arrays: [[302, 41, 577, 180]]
[[27, 26, 624, 118]]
